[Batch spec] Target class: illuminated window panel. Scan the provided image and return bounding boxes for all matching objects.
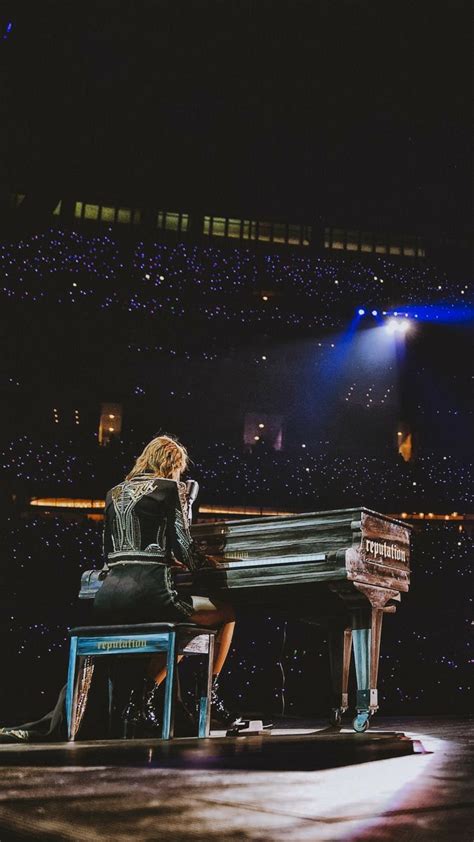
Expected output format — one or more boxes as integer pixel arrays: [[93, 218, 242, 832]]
[[164, 212, 180, 231], [418, 247, 426, 258], [302, 226, 311, 245], [258, 221, 272, 242], [132, 209, 141, 225], [288, 225, 302, 245], [52, 201, 61, 216], [227, 218, 242, 239], [273, 223, 287, 243], [100, 206, 116, 223], [84, 204, 99, 220], [375, 237, 387, 254], [181, 214, 189, 232], [346, 230, 359, 251], [74, 202, 83, 218], [241, 220, 251, 239], [403, 245, 416, 257], [331, 228, 345, 250], [389, 244, 402, 255], [99, 402, 123, 446], [117, 208, 131, 224], [203, 216, 211, 235], [210, 217, 225, 237], [250, 221, 258, 240], [360, 232, 373, 252], [157, 211, 165, 229]]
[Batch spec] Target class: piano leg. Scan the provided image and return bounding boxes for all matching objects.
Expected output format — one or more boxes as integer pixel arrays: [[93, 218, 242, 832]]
[[351, 606, 384, 732], [327, 623, 352, 727]]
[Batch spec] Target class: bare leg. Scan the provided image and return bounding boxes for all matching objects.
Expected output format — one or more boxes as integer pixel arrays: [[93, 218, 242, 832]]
[[148, 653, 184, 685], [149, 598, 235, 685], [212, 622, 235, 677]]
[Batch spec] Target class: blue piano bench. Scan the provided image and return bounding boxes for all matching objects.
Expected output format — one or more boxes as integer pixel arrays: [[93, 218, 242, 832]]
[[66, 622, 216, 741]]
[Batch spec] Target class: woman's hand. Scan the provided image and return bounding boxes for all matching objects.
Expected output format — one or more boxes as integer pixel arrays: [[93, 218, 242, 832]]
[[191, 543, 222, 569]]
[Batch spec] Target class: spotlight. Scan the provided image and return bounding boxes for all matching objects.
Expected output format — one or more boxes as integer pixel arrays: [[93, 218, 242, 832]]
[[371, 310, 378, 316], [386, 316, 411, 334], [358, 308, 365, 316]]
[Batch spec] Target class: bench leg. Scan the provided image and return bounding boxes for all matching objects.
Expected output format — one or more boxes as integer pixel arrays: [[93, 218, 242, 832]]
[[66, 648, 94, 741], [198, 635, 215, 738], [162, 632, 177, 739], [66, 637, 78, 740]]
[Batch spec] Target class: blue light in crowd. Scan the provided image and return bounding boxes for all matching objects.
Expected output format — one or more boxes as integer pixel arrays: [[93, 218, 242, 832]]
[[371, 310, 378, 316], [386, 304, 474, 324], [358, 308, 365, 316]]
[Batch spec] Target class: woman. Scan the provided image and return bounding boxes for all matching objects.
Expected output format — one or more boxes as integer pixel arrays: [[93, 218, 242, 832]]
[[94, 434, 238, 735], [0, 435, 237, 742]]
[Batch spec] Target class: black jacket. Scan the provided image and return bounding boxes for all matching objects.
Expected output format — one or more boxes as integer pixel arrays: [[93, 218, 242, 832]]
[[103, 475, 198, 570]]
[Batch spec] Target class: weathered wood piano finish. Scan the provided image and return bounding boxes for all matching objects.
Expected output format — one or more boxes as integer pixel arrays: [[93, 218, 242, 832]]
[[187, 507, 411, 731]]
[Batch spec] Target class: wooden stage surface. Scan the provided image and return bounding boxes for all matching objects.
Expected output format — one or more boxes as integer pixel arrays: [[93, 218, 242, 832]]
[[0, 717, 471, 841]]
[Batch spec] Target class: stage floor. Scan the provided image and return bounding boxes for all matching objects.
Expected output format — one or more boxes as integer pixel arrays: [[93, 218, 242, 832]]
[[0, 717, 471, 841]]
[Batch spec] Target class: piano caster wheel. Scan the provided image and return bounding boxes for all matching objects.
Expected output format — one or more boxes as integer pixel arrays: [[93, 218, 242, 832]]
[[329, 708, 343, 727], [353, 713, 370, 733]]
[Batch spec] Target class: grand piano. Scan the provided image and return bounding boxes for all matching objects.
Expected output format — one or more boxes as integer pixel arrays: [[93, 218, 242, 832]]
[[184, 506, 412, 731]]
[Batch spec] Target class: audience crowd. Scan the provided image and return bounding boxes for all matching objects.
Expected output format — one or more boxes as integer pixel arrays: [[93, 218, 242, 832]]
[[2, 437, 472, 511], [1, 229, 470, 336]]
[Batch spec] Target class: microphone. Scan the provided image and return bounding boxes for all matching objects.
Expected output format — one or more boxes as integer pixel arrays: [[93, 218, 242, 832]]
[[185, 479, 199, 523]]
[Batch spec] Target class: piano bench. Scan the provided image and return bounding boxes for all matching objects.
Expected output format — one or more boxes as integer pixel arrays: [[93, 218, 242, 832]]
[[66, 622, 216, 741]]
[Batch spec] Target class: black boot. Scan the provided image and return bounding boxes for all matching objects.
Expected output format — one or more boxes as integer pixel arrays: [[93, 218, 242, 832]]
[[140, 679, 163, 737], [141, 679, 198, 737], [109, 661, 146, 739], [209, 676, 240, 730], [120, 688, 143, 739]]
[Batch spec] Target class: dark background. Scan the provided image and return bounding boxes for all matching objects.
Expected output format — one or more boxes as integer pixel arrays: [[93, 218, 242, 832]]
[[1, 0, 472, 231]]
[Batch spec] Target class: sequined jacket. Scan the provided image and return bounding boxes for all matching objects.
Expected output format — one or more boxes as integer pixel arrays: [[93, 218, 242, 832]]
[[103, 475, 200, 571]]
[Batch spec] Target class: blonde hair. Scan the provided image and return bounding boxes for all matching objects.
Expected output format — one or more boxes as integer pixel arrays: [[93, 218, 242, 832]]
[[126, 435, 189, 480]]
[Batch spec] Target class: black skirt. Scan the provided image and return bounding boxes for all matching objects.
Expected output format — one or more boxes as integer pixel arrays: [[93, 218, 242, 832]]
[[93, 561, 194, 624]]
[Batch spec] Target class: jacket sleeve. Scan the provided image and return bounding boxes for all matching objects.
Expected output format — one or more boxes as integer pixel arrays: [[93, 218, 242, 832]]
[[102, 493, 114, 564], [166, 482, 202, 572]]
